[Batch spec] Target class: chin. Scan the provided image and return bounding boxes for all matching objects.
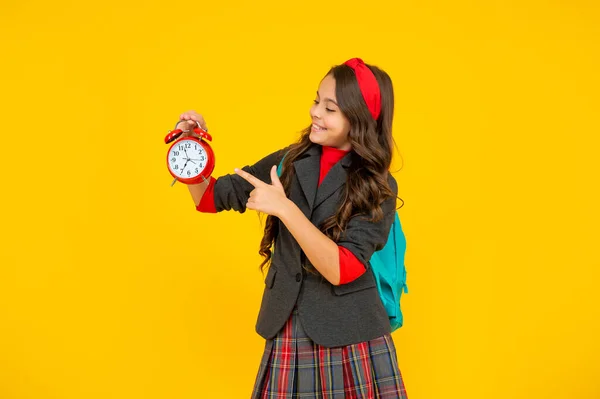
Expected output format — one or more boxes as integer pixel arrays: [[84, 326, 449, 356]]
[[310, 132, 330, 145]]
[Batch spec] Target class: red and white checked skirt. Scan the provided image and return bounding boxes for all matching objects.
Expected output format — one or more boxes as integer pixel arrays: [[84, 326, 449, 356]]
[[251, 306, 408, 398]]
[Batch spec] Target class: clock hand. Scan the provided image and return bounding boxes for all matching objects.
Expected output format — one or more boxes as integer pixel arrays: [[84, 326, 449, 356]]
[[171, 159, 189, 186], [180, 160, 190, 175]]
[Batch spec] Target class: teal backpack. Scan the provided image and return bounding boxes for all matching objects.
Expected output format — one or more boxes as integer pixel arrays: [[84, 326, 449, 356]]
[[277, 156, 409, 332]]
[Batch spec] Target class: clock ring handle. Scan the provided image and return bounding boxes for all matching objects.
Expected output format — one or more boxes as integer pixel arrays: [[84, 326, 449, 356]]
[[192, 120, 212, 141], [164, 121, 212, 144]]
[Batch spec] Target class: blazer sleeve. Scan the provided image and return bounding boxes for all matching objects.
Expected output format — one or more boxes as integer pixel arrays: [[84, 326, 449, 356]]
[[337, 174, 398, 270], [213, 146, 290, 213]]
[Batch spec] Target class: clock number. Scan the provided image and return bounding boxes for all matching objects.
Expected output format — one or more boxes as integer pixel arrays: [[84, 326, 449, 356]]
[[200, 156, 205, 161], [174, 165, 179, 170], [173, 151, 179, 156], [195, 168, 199, 173], [170, 157, 176, 163], [187, 170, 191, 176], [185, 143, 191, 149]]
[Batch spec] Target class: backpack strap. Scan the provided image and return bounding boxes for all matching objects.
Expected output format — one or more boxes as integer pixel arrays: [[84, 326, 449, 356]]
[[277, 152, 287, 177]]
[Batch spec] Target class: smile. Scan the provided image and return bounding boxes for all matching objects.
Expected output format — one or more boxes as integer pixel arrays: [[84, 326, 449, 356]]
[[312, 123, 327, 132]]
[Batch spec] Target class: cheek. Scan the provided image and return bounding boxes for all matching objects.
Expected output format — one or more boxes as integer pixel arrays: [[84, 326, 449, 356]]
[[329, 115, 349, 134]]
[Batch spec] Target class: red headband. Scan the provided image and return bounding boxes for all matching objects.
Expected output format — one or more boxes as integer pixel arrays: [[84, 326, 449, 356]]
[[343, 57, 381, 121]]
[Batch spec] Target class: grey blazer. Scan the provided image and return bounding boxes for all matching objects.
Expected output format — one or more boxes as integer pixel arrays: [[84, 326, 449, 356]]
[[211, 143, 398, 347]]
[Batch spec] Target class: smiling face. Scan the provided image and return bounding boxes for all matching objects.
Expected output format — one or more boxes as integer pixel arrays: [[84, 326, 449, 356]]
[[309, 74, 352, 151]]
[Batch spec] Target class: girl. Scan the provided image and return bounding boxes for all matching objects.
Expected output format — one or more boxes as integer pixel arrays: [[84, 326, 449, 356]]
[[175, 58, 408, 398]]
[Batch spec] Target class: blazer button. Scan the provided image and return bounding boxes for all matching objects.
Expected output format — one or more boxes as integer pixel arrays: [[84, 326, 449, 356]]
[[295, 273, 302, 282]]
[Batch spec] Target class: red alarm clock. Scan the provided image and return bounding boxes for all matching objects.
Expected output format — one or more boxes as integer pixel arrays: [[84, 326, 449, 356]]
[[164, 121, 215, 185]]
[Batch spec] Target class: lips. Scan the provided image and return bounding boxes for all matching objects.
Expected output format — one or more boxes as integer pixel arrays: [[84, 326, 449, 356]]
[[312, 123, 327, 131]]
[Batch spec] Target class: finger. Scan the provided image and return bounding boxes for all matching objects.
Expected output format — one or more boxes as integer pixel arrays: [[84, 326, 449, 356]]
[[187, 116, 204, 130], [270, 165, 284, 189], [180, 112, 207, 131], [234, 168, 267, 188], [181, 112, 196, 121], [195, 116, 208, 131], [176, 119, 192, 130]]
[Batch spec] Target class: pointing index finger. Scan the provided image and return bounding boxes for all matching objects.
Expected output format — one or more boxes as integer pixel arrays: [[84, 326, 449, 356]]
[[234, 168, 267, 188]]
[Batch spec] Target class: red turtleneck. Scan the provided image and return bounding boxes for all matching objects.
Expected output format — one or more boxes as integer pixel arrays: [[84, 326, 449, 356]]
[[196, 146, 366, 284]]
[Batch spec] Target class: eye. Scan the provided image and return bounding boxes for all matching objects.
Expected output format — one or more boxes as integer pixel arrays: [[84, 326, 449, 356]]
[[313, 100, 336, 113]]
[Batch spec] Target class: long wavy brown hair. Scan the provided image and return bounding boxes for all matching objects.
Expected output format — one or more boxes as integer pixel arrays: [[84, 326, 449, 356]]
[[258, 61, 404, 271]]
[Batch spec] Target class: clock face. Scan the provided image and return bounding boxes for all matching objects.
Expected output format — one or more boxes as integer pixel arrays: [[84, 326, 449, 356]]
[[167, 139, 208, 179]]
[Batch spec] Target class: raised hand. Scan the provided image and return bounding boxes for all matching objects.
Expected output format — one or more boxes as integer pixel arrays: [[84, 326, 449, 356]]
[[176, 110, 208, 138], [234, 165, 290, 218]]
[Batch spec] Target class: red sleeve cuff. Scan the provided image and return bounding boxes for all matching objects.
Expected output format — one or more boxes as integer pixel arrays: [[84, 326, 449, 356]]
[[195, 176, 217, 213], [338, 246, 366, 285]]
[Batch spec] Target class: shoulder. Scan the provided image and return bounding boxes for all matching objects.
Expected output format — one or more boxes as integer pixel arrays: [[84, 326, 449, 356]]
[[263, 144, 293, 160], [386, 172, 398, 195], [253, 144, 293, 166]]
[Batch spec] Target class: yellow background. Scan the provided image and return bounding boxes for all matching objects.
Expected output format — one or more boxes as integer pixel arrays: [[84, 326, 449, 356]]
[[1, 1, 599, 398]]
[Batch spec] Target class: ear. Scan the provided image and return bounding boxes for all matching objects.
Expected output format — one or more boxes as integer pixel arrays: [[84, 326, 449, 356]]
[[270, 165, 283, 189]]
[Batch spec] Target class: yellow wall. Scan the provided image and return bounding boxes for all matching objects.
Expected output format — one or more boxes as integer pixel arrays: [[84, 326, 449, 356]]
[[1, 1, 598, 398]]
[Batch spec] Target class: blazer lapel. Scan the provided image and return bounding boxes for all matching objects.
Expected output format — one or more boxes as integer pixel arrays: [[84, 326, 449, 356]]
[[314, 151, 352, 209], [292, 144, 353, 215], [293, 144, 321, 214]]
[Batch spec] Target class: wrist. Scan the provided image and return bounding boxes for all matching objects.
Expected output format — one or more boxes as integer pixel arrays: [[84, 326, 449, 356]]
[[278, 198, 298, 223], [188, 175, 212, 187]]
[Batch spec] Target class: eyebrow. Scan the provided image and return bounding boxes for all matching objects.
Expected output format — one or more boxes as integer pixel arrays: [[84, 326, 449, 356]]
[[316, 91, 338, 106]]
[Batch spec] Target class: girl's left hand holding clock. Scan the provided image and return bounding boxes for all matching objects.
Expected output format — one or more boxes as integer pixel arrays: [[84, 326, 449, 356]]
[[234, 165, 292, 218]]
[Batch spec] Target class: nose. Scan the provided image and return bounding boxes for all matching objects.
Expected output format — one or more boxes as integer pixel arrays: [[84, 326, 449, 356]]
[[310, 106, 322, 121]]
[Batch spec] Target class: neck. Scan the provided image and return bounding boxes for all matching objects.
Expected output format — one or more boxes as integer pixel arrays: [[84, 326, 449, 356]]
[[323, 144, 351, 152]]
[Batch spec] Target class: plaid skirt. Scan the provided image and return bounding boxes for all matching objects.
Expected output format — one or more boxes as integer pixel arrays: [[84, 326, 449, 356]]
[[251, 307, 408, 398]]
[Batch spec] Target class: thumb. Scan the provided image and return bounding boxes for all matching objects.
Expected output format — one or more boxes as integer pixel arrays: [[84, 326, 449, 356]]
[[270, 165, 284, 189]]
